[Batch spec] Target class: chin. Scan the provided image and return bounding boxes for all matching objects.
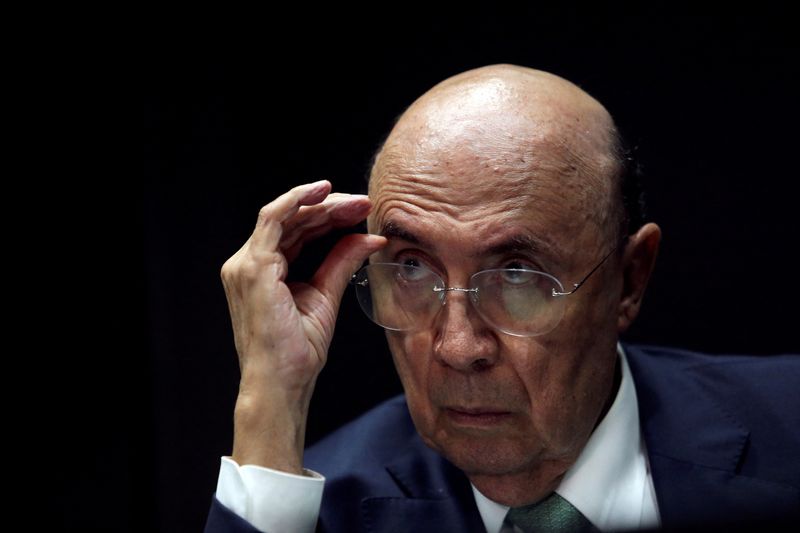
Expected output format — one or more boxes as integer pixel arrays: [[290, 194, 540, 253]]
[[422, 431, 542, 477]]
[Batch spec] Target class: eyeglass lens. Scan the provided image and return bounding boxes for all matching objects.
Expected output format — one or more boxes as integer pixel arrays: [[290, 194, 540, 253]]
[[353, 263, 567, 336]]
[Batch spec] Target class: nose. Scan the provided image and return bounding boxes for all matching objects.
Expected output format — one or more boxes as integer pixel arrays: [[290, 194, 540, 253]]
[[432, 290, 498, 372]]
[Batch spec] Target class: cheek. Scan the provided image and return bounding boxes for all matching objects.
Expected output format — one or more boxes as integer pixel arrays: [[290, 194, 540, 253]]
[[531, 295, 619, 432], [562, 284, 619, 358], [502, 338, 576, 432], [385, 331, 443, 438], [507, 327, 608, 432], [385, 331, 434, 396]]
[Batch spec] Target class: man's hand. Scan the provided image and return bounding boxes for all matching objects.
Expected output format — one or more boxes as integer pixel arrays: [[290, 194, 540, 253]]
[[220, 180, 386, 474]]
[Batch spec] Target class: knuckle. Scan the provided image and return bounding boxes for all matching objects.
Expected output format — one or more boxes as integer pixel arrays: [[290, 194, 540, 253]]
[[257, 205, 274, 224], [250, 248, 283, 266], [220, 246, 289, 288], [220, 257, 237, 282], [239, 257, 262, 282], [239, 251, 287, 280]]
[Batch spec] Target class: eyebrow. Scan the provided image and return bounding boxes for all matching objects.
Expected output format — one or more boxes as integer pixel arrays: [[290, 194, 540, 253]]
[[380, 221, 435, 249], [479, 233, 552, 258], [379, 220, 554, 259]]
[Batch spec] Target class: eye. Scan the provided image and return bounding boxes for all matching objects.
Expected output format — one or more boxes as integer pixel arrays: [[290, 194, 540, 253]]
[[396, 257, 431, 282], [501, 261, 536, 285]]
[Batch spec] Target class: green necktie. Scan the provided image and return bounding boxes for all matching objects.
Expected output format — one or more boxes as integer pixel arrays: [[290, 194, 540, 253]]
[[504, 492, 599, 533]]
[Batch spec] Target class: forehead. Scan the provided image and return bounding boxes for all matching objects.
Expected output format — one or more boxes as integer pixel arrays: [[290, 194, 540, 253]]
[[368, 75, 619, 258], [369, 137, 602, 259], [371, 182, 573, 271]]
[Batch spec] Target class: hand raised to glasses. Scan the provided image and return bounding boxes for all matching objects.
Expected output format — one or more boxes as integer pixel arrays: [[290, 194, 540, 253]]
[[220, 181, 386, 473]]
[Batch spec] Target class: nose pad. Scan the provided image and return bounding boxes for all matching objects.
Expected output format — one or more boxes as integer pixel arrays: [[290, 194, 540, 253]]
[[437, 288, 483, 326], [433, 289, 497, 371]]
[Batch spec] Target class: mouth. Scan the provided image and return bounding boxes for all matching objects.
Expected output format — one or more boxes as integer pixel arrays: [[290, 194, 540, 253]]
[[444, 406, 512, 427]]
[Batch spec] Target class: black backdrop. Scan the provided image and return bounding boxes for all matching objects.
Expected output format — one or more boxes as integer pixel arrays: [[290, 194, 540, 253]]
[[121, 9, 800, 533]]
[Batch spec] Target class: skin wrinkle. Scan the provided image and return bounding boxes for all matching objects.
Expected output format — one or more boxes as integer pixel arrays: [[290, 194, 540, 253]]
[[380, 221, 559, 272], [375, 181, 539, 224], [361, 64, 656, 506], [375, 151, 613, 247], [371, 68, 621, 240], [374, 204, 568, 278]]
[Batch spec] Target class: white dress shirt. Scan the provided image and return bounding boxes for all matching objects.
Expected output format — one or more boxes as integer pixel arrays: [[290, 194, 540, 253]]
[[217, 344, 660, 532]]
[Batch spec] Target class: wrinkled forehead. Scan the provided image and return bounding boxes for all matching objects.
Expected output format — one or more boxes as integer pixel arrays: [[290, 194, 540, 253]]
[[370, 139, 561, 224], [367, 72, 618, 255], [368, 124, 613, 251], [367, 160, 589, 267]]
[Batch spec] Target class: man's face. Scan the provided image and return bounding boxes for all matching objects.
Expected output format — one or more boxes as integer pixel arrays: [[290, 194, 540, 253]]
[[367, 97, 624, 493]]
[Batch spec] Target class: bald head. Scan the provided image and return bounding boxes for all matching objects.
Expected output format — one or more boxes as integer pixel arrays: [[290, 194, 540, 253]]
[[369, 64, 634, 239]]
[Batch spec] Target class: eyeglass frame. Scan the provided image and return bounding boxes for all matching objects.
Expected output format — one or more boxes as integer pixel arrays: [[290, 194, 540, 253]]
[[350, 235, 629, 335]]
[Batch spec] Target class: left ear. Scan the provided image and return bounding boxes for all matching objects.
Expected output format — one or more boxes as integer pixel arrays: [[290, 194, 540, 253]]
[[617, 223, 661, 332]]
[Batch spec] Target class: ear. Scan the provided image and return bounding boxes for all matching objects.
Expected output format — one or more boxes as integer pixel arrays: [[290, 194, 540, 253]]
[[617, 223, 661, 332]]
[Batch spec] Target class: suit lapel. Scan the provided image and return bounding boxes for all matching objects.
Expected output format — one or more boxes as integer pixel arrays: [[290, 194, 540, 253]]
[[360, 440, 486, 533], [626, 346, 798, 528]]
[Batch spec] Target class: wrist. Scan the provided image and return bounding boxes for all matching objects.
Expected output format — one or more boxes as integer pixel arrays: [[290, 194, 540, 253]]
[[232, 388, 310, 474]]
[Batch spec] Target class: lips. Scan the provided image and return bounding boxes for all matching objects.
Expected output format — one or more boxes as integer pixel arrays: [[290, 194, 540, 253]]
[[444, 406, 512, 426]]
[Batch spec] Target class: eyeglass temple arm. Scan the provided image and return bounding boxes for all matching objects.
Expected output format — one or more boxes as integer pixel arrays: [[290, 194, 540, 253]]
[[552, 237, 629, 297]]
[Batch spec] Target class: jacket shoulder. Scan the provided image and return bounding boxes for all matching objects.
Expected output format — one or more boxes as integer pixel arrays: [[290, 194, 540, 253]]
[[305, 394, 418, 479], [624, 343, 799, 370], [624, 344, 800, 417], [624, 343, 800, 523]]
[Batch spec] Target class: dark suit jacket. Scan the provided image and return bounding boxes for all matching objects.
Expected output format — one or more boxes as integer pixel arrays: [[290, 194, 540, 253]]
[[205, 345, 800, 532]]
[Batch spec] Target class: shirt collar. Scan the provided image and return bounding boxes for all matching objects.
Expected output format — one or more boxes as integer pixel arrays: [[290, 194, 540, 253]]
[[471, 343, 646, 532]]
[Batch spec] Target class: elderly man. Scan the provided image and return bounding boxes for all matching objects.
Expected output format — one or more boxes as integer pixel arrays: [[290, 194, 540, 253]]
[[206, 65, 799, 532]]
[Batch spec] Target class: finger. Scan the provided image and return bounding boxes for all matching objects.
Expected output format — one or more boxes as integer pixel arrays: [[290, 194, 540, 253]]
[[310, 234, 388, 308], [282, 223, 334, 264], [283, 193, 371, 237], [282, 212, 371, 264], [281, 196, 372, 258], [253, 180, 332, 248]]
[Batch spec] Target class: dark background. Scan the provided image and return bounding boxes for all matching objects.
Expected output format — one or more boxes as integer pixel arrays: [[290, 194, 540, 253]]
[[84, 8, 800, 533]]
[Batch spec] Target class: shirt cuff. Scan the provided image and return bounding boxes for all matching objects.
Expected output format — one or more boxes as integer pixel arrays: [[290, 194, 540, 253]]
[[216, 456, 325, 533]]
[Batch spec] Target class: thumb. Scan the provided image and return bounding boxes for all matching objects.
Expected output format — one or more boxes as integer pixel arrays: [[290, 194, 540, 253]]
[[311, 233, 387, 308]]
